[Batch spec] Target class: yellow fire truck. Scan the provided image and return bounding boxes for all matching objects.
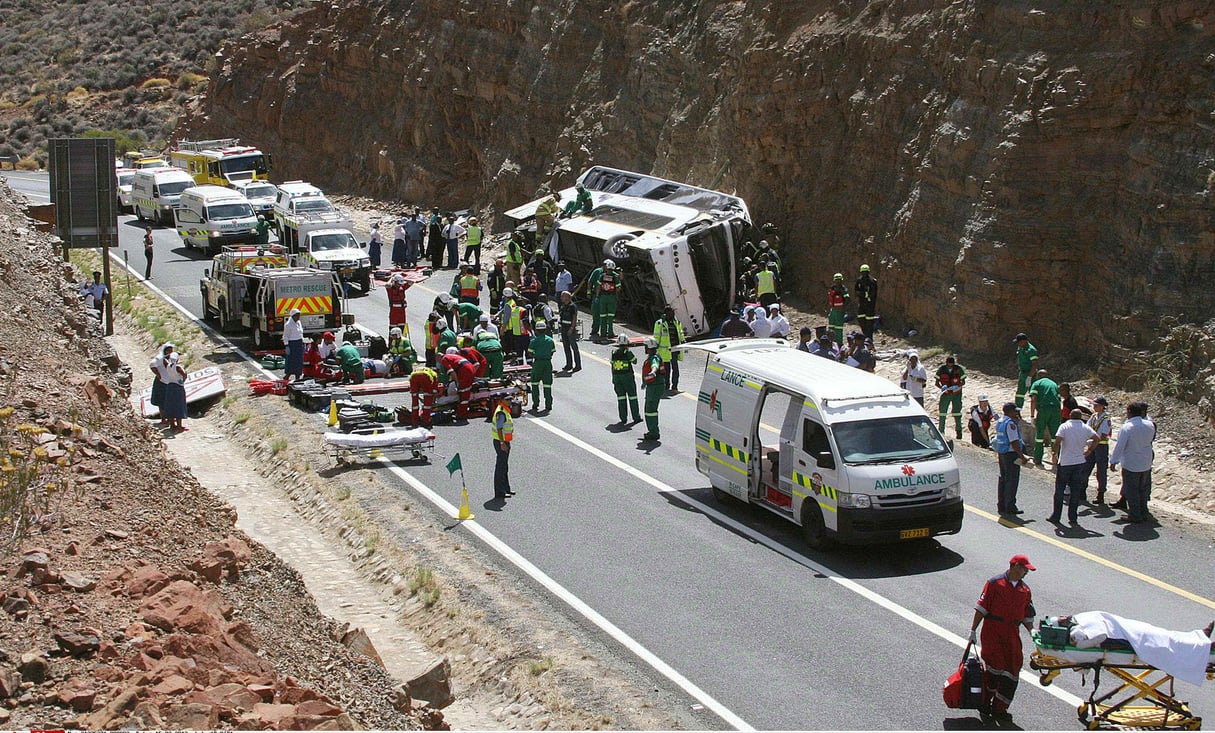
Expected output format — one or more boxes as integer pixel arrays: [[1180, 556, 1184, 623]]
[[171, 139, 272, 187]]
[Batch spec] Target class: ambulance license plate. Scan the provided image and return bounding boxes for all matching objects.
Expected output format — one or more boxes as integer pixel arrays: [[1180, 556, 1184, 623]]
[[900, 527, 929, 540]]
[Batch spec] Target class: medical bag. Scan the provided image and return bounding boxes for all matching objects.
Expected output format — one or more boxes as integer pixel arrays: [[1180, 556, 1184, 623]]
[[943, 642, 985, 709]]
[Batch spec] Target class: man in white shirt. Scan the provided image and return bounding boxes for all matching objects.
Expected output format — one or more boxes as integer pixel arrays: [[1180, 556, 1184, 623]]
[[282, 308, 305, 380], [81, 271, 109, 326], [554, 261, 574, 297], [472, 313, 499, 341], [901, 351, 928, 406], [767, 304, 790, 339], [1050, 409, 1097, 525], [442, 216, 466, 270], [1109, 401, 1157, 523]]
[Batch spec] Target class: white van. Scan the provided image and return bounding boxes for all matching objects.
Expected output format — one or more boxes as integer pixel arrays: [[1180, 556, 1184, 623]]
[[115, 167, 137, 213], [174, 185, 259, 253], [683, 339, 963, 549], [230, 179, 277, 217], [132, 167, 196, 225]]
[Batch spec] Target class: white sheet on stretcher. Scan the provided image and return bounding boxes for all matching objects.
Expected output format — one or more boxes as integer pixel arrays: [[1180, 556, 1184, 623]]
[[1070, 611, 1212, 686], [323, 428, 435, 448]]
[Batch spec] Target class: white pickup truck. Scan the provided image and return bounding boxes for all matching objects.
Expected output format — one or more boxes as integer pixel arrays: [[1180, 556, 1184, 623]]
[[274, 181, 371, 296]]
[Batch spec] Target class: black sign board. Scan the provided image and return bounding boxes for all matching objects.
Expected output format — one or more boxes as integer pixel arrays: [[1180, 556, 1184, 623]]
[[48, 138, 117, 249]]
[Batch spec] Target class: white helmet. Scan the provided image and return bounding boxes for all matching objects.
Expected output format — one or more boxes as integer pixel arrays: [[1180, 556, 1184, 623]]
[[445, 347, 459, 355], [604, 259, 616, 270], [534, 320, 547, 331], [644, 337, 658, 349], [616, 334, 629, 346], [438, 292, 452, 305], [390, 327, 402, 337], [503, 287, 514, 298], [479, 313, 490, 323]]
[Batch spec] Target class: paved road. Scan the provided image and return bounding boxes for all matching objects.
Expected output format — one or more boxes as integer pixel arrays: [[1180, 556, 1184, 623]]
[[11, 171, 1215, 729]]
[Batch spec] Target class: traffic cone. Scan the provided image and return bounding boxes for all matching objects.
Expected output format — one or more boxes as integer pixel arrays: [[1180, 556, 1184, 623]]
[[456, 487, 475, 521], [328, 399, 338, 427]]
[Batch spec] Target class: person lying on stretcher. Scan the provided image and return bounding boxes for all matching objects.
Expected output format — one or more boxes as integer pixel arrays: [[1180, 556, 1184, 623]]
[[1047, 612, 1214, 686]]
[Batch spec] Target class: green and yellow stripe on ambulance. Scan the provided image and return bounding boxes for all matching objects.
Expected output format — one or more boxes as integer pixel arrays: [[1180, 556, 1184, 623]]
[[694, 427, 748, 477], [791, 470, 839, 513]]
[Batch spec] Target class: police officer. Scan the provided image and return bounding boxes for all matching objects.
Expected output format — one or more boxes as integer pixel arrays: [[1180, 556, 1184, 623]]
[[558, 291, 581, 372], [527, 320, 556, 412], [653, 306, 684, 394], [610, 335, 642, 425], [641, 337, 664, 441], [490, 398, 515, 499]]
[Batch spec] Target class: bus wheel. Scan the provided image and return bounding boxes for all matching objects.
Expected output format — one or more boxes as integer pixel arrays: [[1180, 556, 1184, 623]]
[[800, 501, 834, 550]]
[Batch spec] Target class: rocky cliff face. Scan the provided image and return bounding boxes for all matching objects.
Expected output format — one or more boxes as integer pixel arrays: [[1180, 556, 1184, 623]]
[[183, 0, 1215, 369]]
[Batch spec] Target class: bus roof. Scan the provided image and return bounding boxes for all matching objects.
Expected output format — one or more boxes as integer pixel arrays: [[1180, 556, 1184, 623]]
[[694, 340, 910, 411]]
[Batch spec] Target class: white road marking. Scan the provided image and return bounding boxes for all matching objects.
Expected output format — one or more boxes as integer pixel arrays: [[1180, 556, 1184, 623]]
[[525, 418, 1086, 710], [376, 460, 755, 731], [101, 251, 752, 729]]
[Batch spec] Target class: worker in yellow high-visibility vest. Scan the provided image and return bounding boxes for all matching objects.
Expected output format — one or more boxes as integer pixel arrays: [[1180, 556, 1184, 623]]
[[462, 216, 483, 268], [491, 399, 515, 499], [754, 260, 780, 308]]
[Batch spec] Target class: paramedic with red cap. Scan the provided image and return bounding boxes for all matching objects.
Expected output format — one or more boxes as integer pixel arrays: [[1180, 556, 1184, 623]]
[[968, 554, 1037, 723]]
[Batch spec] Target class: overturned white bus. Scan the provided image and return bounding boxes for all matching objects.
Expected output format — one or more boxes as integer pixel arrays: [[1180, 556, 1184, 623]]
[[500, 166, 753, 337]]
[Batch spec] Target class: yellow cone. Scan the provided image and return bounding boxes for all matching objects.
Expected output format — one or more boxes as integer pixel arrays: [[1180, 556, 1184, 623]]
[[328, 399, 338, 427], [456, 486, 475, 521]]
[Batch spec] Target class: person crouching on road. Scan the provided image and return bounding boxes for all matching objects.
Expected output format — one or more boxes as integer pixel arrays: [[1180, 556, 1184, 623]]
[[969, 394, 995, 449], [969, 555, 1036, 724], [335, 341, 365, 384], [439, 347, 477, 418]]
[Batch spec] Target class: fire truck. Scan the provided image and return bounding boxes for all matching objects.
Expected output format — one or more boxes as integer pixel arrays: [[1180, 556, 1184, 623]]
[[200, 246, 342, 349], [171, 139, 272, 187]]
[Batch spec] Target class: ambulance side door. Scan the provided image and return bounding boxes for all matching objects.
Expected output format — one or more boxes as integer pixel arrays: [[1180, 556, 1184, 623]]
[[792, 406, 842, 531]]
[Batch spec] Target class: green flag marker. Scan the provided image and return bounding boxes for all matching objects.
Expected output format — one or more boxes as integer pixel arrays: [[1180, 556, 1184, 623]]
[[445, 453, 462, 476]]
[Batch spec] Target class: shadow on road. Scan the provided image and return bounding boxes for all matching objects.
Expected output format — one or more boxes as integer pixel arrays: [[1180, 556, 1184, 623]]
[[660, 487, 965, 578]]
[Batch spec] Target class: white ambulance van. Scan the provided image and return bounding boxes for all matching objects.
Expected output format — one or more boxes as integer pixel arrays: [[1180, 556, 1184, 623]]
[[174, 185, 259, 253], [683, 339, 963, 549], [132, 167, 196, 226]]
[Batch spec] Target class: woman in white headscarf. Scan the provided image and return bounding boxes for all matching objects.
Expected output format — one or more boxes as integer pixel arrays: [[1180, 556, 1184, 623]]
[[750, 306, 772, 338], [148, 343, 170, 425], [155, 343, 188, 431]]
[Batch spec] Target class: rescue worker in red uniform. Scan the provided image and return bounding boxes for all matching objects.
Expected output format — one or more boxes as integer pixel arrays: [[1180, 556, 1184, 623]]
[[386, 274, 410, 332], [408, 366, 440, 427], [439, 348, 478, 418], [969, 554, 1037, 723], [457, 345, 488, 379]]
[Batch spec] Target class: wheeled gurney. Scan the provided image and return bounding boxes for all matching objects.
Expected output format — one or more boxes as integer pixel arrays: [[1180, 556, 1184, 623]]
[[322, 426, 435, 465], [1030, 621, 1215, 730]]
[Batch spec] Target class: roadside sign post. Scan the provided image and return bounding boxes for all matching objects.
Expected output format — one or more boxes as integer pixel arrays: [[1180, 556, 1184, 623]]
[[123, 250, 130, 298]]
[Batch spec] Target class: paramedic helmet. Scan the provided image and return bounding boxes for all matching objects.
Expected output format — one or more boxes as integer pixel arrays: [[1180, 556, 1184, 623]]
[[604, 258, 616, 269], [390, 327, 402, 337], [833, 273, 843, 281], [860, 264, 871, 272], [644, 337, 658, 349], [616, 334, 629, 346], [445, 347, 459, 355], [479, 313, 490, 323], [534, 320, 547, 331], [502, 287, 514, 298]]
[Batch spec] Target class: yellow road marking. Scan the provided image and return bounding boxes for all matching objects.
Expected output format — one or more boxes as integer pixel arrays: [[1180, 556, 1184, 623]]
[[965, 504, 1215, 610]]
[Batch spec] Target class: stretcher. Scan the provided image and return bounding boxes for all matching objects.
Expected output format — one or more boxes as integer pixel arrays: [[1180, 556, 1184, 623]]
[[1030, 630, 1215, 730], [322, 426, 435, 465]]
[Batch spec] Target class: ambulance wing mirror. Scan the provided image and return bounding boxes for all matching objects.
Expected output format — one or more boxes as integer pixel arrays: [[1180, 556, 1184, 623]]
[[817, 451, 836, 470]]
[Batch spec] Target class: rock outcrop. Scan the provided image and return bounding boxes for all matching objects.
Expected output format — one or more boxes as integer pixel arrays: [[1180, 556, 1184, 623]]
[[184, 0, 1215, 365]]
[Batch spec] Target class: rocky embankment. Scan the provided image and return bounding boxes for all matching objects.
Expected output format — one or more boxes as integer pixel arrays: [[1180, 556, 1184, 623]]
[[185, 0, 1215, 371], [0, 189, 416, 728]]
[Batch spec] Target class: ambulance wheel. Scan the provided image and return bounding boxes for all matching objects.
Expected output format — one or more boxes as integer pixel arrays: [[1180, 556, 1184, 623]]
[[252, 328, 264, 349], [217, 302, 232, 333], [800, 502, 834, 550], [135, 206, 146, 222]]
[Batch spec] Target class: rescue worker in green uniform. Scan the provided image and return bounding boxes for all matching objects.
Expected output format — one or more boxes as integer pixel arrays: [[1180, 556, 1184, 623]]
[[255, 215, 272, 245], [935, 355, 967, 440], [475, 330, 505, 380], [827, 273, 849, 347], [534, 192, 561, 246], [610, 334, 642, 424], [585, 261, 605, 338], [641, 337, 664, 441], [1014, 333, 1039, 408], [855, 264, 878, 339], [335, 341, 364, 384], [527, 320, 556, 412], [455, 301, 483, 332], [387, 327, 416, 377], [1028, 368, 1061, 466], [561, 183, 593, 218], [596, 259, 622, 340]]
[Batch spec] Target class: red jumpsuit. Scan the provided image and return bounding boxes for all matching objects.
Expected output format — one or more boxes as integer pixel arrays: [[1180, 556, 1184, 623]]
[[975, 573, 1034, 713], [458, 347, 488, 379], [386, 282, 409, 330], [409, 367, 439, 427], [439, 353, 477, 417]]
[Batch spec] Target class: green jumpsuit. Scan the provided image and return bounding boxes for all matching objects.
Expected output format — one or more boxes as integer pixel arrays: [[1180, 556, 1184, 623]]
[[1016, 342, 1039, 408], [935, 363, 966, 438], [455, 302, 483, 331], [1030, 376, 1061, 463], [388, 338, 416, 376], [610, 346, 641, 423], [597, 269, 622, 339], [642, 352, 664, 439], [475, 333, 504, 379], [528, 332, 556, 410], [335, 343, 364, 384]]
